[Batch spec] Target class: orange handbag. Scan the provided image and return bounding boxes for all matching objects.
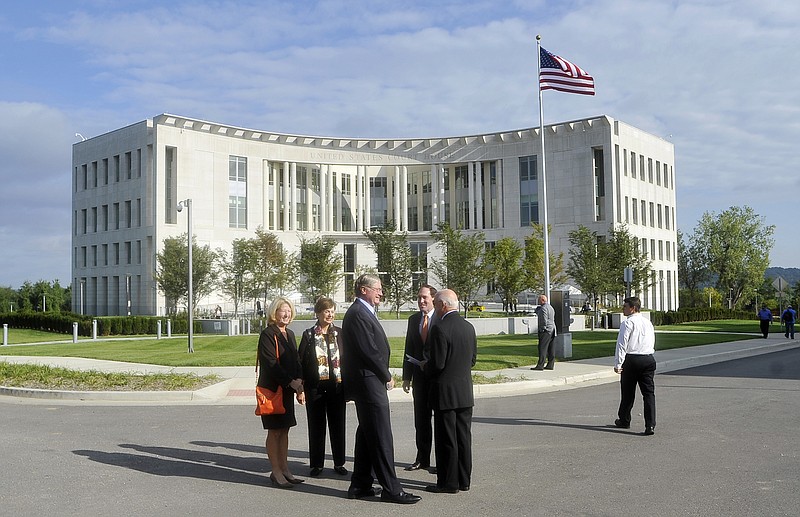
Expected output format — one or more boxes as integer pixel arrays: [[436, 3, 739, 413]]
[[255, 336, 286, 416]]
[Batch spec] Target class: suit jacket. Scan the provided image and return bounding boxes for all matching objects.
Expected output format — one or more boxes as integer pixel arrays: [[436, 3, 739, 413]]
[[340, 299, 392, 404], [425, 310, 477, 411], [402, 311, 428, 384]]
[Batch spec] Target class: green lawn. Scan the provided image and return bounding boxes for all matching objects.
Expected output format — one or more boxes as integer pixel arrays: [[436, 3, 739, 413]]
[[1, 320, 759, 371]]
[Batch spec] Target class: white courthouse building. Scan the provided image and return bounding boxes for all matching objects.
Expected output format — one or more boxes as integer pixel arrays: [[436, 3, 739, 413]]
[[71, 113, 678, 316]]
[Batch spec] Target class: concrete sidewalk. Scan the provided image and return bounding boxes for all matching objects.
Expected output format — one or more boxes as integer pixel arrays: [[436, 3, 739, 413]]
[[2, 336, 798, 405]]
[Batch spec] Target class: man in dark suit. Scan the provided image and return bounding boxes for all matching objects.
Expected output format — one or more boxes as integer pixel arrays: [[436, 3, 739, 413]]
[[424, 289, 477, 494], [340, 274, 421, 505], [402, 284, 437, 472]]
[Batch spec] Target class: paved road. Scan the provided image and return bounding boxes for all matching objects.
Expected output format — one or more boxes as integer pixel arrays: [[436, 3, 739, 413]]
[[2, 348, 798, 516]]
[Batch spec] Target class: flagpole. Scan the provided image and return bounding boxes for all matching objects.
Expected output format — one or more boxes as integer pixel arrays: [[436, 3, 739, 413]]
[[536, 34, 552, 302]]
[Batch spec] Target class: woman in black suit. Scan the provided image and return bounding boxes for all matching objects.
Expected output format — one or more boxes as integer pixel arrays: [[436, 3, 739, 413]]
[[298, 296, 347, 477], [258, 297, 305, 488]]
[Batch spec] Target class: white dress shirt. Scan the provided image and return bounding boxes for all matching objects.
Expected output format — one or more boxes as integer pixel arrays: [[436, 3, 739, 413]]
[[614, 312, 655, 369]]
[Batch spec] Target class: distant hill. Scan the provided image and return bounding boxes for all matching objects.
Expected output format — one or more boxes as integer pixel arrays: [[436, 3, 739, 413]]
[[765, 267, 800, 285]]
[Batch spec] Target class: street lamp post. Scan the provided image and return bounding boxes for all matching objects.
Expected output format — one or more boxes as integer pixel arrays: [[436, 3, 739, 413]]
[[177, 199, 194, 353], [79, 280, 85, 315]]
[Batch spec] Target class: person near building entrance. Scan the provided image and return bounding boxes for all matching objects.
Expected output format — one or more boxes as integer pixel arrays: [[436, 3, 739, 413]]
[[402, 284, 437, 472], [613, 296, 656, 436], [782, 305, 796, 339], [531, 294, 556, 370], [757, 305, 773, 338]]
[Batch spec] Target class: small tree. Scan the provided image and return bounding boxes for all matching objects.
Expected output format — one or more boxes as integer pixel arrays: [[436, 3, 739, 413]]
[[566, 226, 613, 324], [523, 223, 569, 294], [606, 224, 653, 302], [430, 222, 488, 316], [155, 233, 218, 314], [250, 227, 295, 309], [365, 222, 415, 317], [485, 237, 525, 313], [297, 236, 342, 302], [217, 238, 256, 316]]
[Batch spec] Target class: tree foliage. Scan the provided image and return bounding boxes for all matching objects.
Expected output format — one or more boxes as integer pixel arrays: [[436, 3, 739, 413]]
[[430, 222, 488, 315], [364, 222, 414, 317], [155, 233, 218, 314], [677, 229, 710, 307], [522, 223, 569, 294], [217, 238, 256, 316], [694, 206, 774, 309], [250, 227, 295, 308], [605, 224, 653, 299], [485, 237, 525, 313], [297, 236, 342, 302]]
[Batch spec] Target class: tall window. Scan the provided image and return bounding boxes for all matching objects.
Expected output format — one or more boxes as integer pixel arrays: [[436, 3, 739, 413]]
[[593, 148, 605, 221], [370, 177, 388, 228], [410, 242, 428, 292], [343, 243, 356, 294], [519, 156, 538, 227], [229, 155, 247, 228]]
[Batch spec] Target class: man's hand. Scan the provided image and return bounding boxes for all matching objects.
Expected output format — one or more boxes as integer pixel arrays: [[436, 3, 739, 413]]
[[386, 378, 395, 391], [402, 380, 411, 393], [614, 367, 622, 374]]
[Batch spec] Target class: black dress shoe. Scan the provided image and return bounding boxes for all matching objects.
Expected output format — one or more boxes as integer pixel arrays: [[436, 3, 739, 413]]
[[405, 461, 429, 471], [544, 364, 554, 370], [309, 467, 323, 477], [381, 490, 421, 504], [459, 485, 470, 491], [347, 486, 378, 499], [334, 465, 348, 475], [614, 419, 630, 429], [531, 366, 544, 370], [644, 426, 655, 436], [425, 485, 459, 494]]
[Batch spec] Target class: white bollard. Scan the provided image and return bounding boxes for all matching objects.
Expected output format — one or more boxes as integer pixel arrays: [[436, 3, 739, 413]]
[[92, 319, 98, 340], [157, 320, 162, 339], [73, 322, 78, 343], [167, 319, 172, 337], [2, 323, 7, 346]]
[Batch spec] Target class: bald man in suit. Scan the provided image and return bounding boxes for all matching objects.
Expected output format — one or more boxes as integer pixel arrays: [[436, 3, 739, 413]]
[[424, 289, 477, 494]]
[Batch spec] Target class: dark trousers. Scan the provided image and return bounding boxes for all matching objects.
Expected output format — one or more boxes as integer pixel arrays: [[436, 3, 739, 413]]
[[784, 322, 795, 339], [350, 399, 401, 495], [305, 387, 346, 468], [433, 407, 472, 490], [618, 354, 656, 428], [760, 320, 770, 338], [412, 376, 433, 466], [536, 329, 556, 367]]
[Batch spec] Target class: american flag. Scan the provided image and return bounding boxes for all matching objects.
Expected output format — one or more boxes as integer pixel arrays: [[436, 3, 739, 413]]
[[539, 46, 595, 96]]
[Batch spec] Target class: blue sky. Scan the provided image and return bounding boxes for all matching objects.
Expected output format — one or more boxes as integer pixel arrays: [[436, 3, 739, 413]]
[[1, 0, 798, 289]]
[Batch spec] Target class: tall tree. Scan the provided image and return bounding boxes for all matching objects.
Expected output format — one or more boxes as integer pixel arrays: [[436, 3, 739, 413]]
[[217, 238, 256, 316], [694, 206, 775, 309], [566, 226, 613, 313], [155, 233, 218, 314], [297, 236, 342, 302], [522, 223, 569, 294], [485, 237, 525, 313], [250, 227, 295, 308], [430, 222, 488, 315], [677, 229, 710, 307], [364, 222, 414, 317], [605, 224, 653, 301]]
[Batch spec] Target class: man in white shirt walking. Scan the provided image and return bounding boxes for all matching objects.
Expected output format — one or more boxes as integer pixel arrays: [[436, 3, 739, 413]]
[[613, 296, 656, 436]]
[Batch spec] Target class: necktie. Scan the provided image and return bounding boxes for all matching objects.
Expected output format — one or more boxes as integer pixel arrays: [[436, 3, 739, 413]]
[[421, 313, 429, 342]]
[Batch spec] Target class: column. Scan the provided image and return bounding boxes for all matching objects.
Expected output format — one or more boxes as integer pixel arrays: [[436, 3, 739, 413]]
[[401, 166, 408, 231], [438, 164, 446, 224], [290, 162, 298, 230], [364, 166, 371, 230], [306, 167, 312, 231], [356, 166, 363, 232], [320, 164, 328, 232], [394, 166, 401, 229], [496, 160, 504, 227], [468, 162, 476, 229], [282, 161, 290, 231], [430, 163, 438, 227], [476, 161, 484, 230]]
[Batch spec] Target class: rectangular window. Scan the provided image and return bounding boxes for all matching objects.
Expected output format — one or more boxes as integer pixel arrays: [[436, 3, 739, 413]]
[[657, 204, 663, 228], [655, 161, 661, 185], [102, 205, 109, 231], [343, 244, 356, 273], [519, 156, 538, 227], [664, 205, 670, 230], [102, 158, 109, 185], [125, 151, 132, 180], [647, 158, 653, 183], [649, 202, 655, 227], [125, 241, 132, 265], [91, 207, 98, 233], [91, 245, 97, 267], [641, 200, 647, 226], [81, 209, 88, 234], [91, 161, 98, 188], [113, 242, 120, 265], [369, 177, 388, 228], [102, 244, 108, 266], [165, 146, 177, 223], [593, 148, 605, 221], [113, 203, 120, 230], [125, 200, 132, 228], [630, 152, 636, 178], [658, 240, 664, 260], [624, 196, 629, 223], [114, 155, 120, 182], [639, 156, 645, 180], [632, 198, 638, 225], [229, 155, 248, 228], [410, 242, 428, 292]]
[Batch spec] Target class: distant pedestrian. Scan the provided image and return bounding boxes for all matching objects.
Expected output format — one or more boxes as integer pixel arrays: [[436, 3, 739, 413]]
[[531, 294, 556, 370], [757, 305, 773, 339], [781, 305, 796, 339], [613, 296, 656, 436]]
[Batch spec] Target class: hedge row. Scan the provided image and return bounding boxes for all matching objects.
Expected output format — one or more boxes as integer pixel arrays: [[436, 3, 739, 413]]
[[648, 307, 756, 326], [0, 311, 199, 337]]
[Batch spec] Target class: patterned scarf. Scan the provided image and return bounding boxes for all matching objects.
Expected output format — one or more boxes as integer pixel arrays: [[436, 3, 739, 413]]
[[309, 324, 341, 382]]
